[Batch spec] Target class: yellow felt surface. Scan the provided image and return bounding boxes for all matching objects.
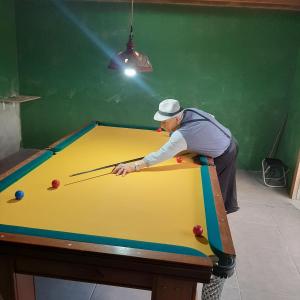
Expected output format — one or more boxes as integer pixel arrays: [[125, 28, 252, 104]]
[[0, 126, 214, 256]]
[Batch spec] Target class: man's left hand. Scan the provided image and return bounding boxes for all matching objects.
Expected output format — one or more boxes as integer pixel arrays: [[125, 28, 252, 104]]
[[112, 163, 135, 176]]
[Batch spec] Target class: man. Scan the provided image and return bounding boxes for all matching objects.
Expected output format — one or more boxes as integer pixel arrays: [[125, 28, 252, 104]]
[[113, 98, 239, 214]]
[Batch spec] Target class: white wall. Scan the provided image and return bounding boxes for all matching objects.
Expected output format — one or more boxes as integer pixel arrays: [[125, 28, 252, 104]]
[[0, 102, 21, 160]]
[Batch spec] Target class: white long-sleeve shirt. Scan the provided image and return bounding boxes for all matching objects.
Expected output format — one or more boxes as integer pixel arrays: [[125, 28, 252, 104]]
[[143, 131, 187, 166]]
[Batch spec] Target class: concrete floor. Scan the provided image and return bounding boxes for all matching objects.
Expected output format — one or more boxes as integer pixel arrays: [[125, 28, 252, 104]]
[[32, 170, 300, 300]]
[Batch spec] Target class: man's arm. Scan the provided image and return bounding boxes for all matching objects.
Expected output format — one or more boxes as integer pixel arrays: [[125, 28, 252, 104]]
[[143, 131, 187, 166], [113, 131, 187, 176]]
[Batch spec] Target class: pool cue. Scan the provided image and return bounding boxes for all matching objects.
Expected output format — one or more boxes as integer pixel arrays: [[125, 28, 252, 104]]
[[70, 156, 145, 177], [268, 113, 288, 158]]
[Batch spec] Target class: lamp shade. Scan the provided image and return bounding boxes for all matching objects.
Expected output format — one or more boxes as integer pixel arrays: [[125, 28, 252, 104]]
[[108, 29, 152, 73]]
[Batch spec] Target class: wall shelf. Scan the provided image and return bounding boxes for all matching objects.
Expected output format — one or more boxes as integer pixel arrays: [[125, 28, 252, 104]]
[[0, 95, 41, 104]]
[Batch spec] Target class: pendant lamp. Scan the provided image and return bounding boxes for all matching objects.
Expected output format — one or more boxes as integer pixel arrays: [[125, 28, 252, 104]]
[[108, 0, 152, 76]]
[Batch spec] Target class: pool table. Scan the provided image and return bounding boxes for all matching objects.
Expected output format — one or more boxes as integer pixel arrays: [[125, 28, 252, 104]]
[[0, 122, 235, 300]]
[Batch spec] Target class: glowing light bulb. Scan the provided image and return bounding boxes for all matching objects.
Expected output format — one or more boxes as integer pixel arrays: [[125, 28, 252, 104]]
[[124, 68, 137, 77]]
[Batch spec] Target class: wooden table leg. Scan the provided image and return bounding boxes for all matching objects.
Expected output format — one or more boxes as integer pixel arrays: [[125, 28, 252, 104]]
[[0, 255, 36, 300], [152, 276, 197, 300], [15, 274, 36, 300], [0, 255, 16, 300]]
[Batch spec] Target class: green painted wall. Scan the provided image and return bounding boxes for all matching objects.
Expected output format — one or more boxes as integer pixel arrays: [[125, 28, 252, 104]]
[[277, 50, 300, 185], [16, 0, 300, 169], [0, 0, 18, 97]]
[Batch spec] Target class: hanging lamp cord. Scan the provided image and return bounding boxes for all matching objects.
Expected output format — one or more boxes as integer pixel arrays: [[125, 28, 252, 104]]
[[129, 0, 134, 38], [130, 0, 134, 28]]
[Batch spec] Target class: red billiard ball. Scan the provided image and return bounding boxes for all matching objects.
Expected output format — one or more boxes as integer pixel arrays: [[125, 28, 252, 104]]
[[156, 128, 162, 132], [193, 225, 203, 237], [176, 157, 183, 163], [51, 179, 60, 189]]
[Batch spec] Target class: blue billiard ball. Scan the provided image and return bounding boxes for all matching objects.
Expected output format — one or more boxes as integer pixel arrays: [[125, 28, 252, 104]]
[[15, 190, 24, 200]]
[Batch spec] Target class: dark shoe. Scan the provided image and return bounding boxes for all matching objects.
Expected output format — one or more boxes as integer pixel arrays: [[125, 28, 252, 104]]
[[226, 207, 240, 214]]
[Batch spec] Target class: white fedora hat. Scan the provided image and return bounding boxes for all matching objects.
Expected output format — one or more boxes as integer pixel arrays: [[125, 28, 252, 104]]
[[154, 99, 183, 121]]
